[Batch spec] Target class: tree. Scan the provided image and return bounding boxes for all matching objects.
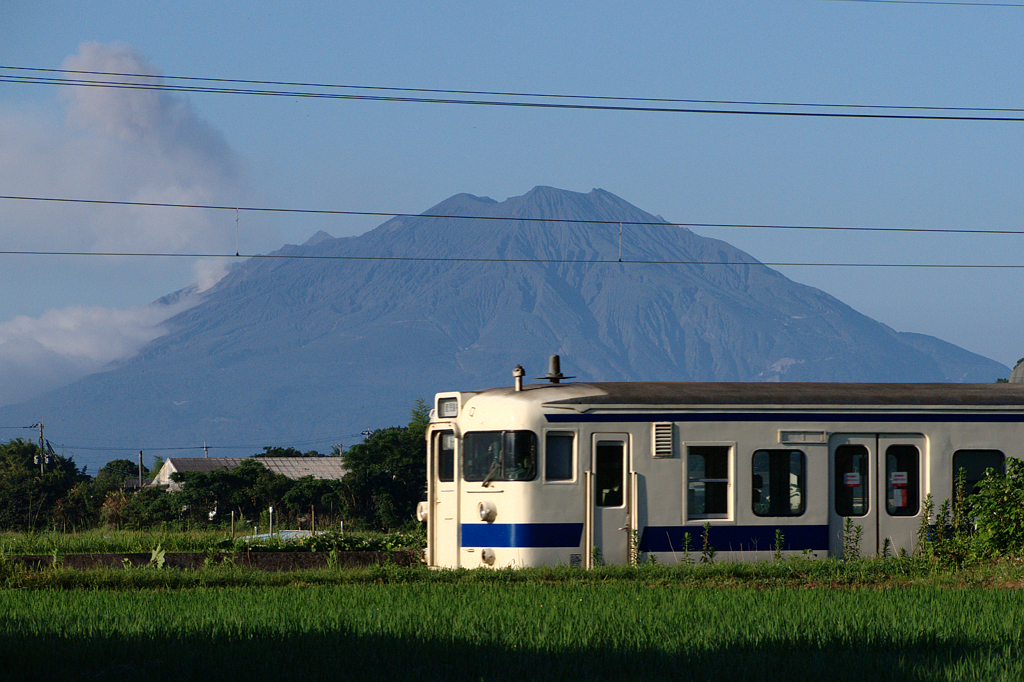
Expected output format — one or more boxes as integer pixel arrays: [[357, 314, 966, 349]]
[[0, 439, 88, 530], [148, 455, 164, 480], [256, 446, 325, 458], [282, 475, 345, 518], [120, 486, 181, 529], [96, 458, 149, 487], [169, 458, 294, 524], [340, 400, 428, 530]]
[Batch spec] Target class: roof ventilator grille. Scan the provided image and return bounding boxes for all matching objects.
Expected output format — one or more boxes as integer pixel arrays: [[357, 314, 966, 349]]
[[653, 422, 673, 458]]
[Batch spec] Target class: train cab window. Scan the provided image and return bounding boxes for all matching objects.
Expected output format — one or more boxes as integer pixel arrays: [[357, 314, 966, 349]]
[[885, 444, 920, 517], [436, 431, 455, 483], [687, 446, 730, 519], [545, 432, 575, 481], [952, 449, 1005, 499], [463, 431, 538, 483], [835, 444, 869, 517], [752, 450, 805, 517]]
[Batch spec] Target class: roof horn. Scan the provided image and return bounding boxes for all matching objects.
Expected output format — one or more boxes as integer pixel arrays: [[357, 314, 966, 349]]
[[536, 355, 574, 384]]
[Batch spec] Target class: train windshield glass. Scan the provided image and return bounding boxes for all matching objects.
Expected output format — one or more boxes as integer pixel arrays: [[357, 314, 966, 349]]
[[463, 431, 538, 483]]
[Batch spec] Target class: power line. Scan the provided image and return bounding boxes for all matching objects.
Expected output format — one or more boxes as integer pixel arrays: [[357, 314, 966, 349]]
[[816, 0, 1023, 6], [0, 248, 1020, 270], [2, 193, 1022, 236], [1, 70, 1021, 122], [4, 64, 1023, 115]]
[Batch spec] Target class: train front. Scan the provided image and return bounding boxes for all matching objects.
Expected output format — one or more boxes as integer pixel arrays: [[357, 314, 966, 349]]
[[419, 363, 591, 569]]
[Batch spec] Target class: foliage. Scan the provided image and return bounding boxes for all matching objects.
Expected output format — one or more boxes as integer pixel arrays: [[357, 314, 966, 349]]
[[233, 527, 426, 553], [100, 490, 130, 529], [699, 522, 716, 564], [0, 439, 89, 531], [969, 458, 1024, 557], [339, 400, 429, 530], [96, 458, 149, 487], [120, 486, 182, 529], [915, 462, 1024, 564], [281, 476, 344, 517], [841, 517, 863, 561], [0, 400, 420, 532], [255, 446, 327, 458], [0, 527, 425, 557]]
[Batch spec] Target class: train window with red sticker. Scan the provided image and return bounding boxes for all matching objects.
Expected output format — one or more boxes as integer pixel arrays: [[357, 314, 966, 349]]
[[885, 444, 919, 517]]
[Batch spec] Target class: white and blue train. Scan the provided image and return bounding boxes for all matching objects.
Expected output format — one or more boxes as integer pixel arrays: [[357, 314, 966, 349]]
[[419, 356, 1023, 568]]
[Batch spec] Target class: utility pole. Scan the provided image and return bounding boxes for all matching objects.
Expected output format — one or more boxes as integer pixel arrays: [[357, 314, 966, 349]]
[[138, 450, 144, 489], [37, 421, 44, 475]]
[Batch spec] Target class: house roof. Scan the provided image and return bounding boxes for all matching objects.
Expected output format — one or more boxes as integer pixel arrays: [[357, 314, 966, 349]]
[[154, 457, 347, 489]]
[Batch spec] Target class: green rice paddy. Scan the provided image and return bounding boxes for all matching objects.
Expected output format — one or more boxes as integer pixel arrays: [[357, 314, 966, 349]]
[[3, 578, 1023, 681]]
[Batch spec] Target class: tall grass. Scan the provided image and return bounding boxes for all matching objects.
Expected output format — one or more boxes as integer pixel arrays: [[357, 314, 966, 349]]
[[3, 582, 1023, 681], [0, 528, 231, 554], [0, 526, 425, 555]]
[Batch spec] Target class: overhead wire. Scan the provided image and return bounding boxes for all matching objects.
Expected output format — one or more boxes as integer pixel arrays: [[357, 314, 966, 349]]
[[815, 0, 1023, 6], [3, 65, 1023, 115], [0, 194, 1021, 269], [0, 68, 1021, 122], [2, 193, 1022, 235]]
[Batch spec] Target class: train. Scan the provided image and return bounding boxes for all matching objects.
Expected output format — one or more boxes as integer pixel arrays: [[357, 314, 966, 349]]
[[418, 356, 1024, 568]]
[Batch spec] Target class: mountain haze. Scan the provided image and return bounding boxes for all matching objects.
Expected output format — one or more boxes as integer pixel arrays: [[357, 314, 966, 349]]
[[1, 187, 1007, 471]]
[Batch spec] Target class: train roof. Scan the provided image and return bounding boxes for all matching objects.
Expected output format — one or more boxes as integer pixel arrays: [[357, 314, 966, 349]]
[[499, 382, 1024, 408]]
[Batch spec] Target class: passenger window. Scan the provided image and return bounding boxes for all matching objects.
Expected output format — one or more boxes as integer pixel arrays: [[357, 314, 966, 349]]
[[752, 450, 805, 517], [952, 449, 1005, 499], [835, 444, 869, 517], [688, 446, 730, 519], [594, 441, 624, 506], [545, 432, 575, 481], [437, 431, 455, 483], [885, 444, 919, 517]]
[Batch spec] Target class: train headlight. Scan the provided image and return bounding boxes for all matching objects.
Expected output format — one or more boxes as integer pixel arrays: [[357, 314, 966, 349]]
[[478, 501, 497, 523], [416, 501, 429, 523], [481, 548, 496, 565]]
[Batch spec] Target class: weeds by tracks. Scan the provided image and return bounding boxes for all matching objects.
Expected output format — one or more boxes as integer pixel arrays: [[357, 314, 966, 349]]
[[4, 554, 1024, 591]]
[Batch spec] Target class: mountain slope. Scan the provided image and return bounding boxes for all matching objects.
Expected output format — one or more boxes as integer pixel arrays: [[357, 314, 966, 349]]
[[0, 186, 1007, 470]]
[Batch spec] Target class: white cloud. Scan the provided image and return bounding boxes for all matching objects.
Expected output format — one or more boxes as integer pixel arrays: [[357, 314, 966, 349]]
[[193, 259, 233, 293], [0, 297, 198, 407], [0, 42, 245, 404], [0, 41, 246, 254]]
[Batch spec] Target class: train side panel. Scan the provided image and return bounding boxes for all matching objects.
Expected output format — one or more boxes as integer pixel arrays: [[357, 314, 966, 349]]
[[425, 384, 1024, 568]]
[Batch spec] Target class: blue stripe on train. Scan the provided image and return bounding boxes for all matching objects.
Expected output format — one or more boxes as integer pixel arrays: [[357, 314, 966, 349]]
[[461, 523, 584, 548], [639, 524, 830, 553], [460, 522, 829, 552]]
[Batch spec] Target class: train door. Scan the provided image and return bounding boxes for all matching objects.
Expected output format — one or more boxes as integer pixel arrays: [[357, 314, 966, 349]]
[[829, 433, 924, 558], [587, 434, 631, 566], [829, 434, 877, 557], [429, 428, 459, 567], [876, 435, 924, 554]]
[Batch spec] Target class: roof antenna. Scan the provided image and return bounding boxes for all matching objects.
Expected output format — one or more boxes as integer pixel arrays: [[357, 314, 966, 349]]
[[536, 355, 574, 384]]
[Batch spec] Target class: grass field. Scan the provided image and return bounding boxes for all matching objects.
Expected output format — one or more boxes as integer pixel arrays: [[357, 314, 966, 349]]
[[3, 531, 1023, 681], [2, 568, 1023, 681]]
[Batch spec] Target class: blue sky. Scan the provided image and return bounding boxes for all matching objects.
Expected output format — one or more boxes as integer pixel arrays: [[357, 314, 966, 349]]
[[1, 1, 1022, 405]]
